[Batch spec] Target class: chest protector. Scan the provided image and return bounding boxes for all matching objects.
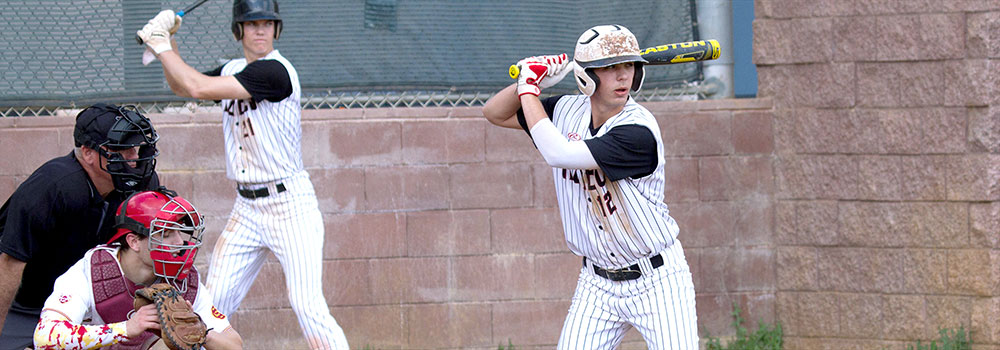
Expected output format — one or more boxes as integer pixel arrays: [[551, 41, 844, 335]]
[[90, 247, 199, 349]]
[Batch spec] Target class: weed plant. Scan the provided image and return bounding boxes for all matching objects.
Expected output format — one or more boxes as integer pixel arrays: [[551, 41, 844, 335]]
[[705, 303, 783, 350]]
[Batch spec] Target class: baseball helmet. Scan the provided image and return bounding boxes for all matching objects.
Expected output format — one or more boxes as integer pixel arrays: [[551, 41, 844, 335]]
[[111, 190, 205, 291], [232, 0, 282, 40], [572, 24, 648, 96], [76, 104, 159, 194]]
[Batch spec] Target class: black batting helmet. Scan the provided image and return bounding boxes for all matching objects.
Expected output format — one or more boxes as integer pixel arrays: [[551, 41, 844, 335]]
[[231, 0, 282, 40]]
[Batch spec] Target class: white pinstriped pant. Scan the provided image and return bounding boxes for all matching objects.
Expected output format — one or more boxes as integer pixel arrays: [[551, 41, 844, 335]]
[[558, 242, 698, 350], [206, 172, 348, 350]]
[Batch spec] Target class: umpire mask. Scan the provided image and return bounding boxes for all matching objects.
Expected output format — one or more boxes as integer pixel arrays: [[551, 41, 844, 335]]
[[98, 106, 159, 194]]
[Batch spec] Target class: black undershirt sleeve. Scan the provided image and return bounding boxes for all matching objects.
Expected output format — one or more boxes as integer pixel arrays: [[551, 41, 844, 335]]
[[584, 125, 658, 181], [511, 95, 656, 180], [232, 60, 293, 103], [516, 95, 564, 134], [203, 65, 223, 77]]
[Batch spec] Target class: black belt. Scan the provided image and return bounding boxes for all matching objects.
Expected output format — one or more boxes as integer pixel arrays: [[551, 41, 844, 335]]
[[586, 253, 664, 281], [237, 183, 286, 199]]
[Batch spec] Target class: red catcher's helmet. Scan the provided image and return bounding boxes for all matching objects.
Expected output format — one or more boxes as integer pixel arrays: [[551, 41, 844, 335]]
[[111, 190, 205, 291]]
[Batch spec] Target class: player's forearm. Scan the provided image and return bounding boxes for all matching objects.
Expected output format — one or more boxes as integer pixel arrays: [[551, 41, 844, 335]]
[[529, 118, 599, 169], [205, 327, 243, 350], [33, 314, 128, 350], [0, 253, 26, 336], [157, 51, 205, 98], [158, 50, 209, 99], [519, 94, 548, 129], [158, 52, 252, 101], [482, 84, 522, 129], [160, 39, 182, 93]]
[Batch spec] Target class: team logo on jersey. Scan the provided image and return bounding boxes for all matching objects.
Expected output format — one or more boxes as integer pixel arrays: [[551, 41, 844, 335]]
[[567, 132, 581, 141], [224, 98, 258, 116], [211, 306, 226, 320], [58, 294, 71, 304]]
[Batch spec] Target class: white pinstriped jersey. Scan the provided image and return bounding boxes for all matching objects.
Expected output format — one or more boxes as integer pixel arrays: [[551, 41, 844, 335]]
[[549, 95, 679, 269], [210, 51, 349, 349], [219, 50, 304, 184]]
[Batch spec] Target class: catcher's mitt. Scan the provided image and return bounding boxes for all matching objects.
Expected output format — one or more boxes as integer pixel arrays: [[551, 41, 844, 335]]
[[134, 283, 208, 350]]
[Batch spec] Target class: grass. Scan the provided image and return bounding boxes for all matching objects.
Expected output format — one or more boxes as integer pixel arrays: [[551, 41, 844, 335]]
[[705, 303, 783, 350], [904, 326, 970, 350], [498, 339, 515, 350]]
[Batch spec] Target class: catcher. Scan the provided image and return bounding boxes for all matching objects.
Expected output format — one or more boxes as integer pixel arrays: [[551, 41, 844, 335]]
[[32, 189, 241, 349]]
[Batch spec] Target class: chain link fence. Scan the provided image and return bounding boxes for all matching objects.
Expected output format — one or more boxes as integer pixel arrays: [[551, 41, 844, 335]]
[[1, 0, 703, 117]]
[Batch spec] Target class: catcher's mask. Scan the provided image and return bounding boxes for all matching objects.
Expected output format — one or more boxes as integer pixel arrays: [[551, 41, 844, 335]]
[[75, 104, 159, 194], [573, 24, 647, 96], [232, 0, 282, 40], [111, 189, 205, 292]]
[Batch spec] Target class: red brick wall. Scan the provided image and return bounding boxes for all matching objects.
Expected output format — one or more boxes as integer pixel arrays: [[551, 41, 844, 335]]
[[0, 99, 774, 349], [756, 0, 1000, 348]]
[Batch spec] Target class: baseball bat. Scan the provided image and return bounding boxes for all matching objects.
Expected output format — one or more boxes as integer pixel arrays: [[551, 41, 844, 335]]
[[134, 0, 211, 44], [640, 39, 720, 65], [509, 39, 721, 79]]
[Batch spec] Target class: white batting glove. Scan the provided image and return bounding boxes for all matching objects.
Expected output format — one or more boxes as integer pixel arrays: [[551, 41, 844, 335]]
[[515, 57, 544, 97], [150, 9, 182, 34], [516, 54, 571, 97], [537, 54, 571, 90], [137, 25, 172, 54], [515, 57, 550, 97]]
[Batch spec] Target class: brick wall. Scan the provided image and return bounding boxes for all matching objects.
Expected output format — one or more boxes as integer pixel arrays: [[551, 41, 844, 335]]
[[0, 99, 774, 349], [755, 0, 1000, 348], [3, 4, 997, 348]]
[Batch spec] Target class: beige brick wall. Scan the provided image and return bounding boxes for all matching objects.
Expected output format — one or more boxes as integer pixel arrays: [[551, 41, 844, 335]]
[[2, 3, 996, 348], [756, 0, 1000, 348], [0, 99, 774, 349]]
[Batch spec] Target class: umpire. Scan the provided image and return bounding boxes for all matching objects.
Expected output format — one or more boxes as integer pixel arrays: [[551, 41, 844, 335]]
[[0, 103, 161, 350]]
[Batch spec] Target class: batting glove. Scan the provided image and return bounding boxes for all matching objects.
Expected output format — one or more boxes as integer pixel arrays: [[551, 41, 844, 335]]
[[150, 9, 182, 34], [137, 26, 172, 54], [516, 57, 548, 97], [537, 54, 571, 90]]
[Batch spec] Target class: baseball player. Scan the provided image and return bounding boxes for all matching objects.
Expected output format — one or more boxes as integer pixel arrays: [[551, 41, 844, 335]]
[[33, 189, 242, 349], [135, 1, 349, 349], [0, 104, 160, 350], [481, 25, 698, 349]]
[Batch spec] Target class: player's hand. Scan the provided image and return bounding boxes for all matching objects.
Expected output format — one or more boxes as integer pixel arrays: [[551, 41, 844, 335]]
[[125, 303, 160, 339], [516, 54, 570, 97], [515, 57, 546, 97], [149, 9, 182, 34], [537, 54, 572, 90], [137, 25, 172, 54]]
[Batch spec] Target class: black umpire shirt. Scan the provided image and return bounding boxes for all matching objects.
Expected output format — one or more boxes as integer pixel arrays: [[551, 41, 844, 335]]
[[0, 151, 159, 309]]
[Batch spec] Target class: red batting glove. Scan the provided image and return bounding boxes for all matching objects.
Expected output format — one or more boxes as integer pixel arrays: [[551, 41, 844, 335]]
[[516, 57, 548, 97]]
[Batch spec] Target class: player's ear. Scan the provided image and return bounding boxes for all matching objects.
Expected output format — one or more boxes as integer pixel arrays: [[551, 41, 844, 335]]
[[233, 23, 243, 41], [125, 232, 144, 252]]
